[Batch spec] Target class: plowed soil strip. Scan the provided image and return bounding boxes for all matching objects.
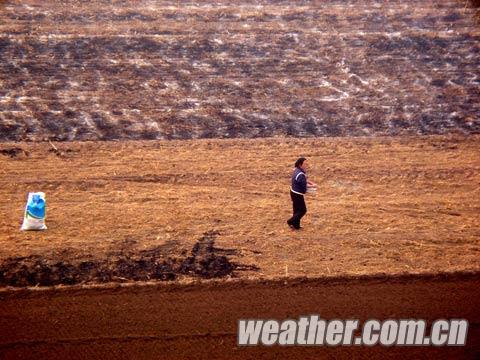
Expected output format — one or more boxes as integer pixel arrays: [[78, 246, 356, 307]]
[[1, 273, 479, 359]]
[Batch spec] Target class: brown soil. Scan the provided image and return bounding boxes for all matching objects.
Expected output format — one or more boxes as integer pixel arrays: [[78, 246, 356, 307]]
[[0, 135, 479, 286], [0, 273, 479, 359]]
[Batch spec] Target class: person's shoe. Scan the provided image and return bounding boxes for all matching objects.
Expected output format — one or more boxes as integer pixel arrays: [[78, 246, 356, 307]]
[[287, 220, 293, 228], [287, 221, 301, 231]]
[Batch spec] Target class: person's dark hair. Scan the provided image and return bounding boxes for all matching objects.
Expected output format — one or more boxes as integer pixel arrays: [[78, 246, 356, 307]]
[[294, 157, 306, 168]]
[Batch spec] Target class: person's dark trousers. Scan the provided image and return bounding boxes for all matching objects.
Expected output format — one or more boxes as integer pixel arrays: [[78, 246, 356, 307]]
[[287, 190, 307, 229]]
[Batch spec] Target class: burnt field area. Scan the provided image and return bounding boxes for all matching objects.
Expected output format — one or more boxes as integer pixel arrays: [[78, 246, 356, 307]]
[[0, 0, 479, 141], [0, 230, 255, 287]]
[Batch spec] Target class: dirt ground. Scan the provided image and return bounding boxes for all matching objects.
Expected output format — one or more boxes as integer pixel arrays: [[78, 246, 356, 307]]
[[0, 273, 479, 359], [0, 135, 479, 285]]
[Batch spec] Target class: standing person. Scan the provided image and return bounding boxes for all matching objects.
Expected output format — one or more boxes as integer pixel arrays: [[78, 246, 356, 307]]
[[287, 157, 316, 230]]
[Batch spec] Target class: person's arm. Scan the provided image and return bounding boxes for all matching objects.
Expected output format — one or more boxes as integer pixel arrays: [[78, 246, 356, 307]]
[[307, 179, 317, 187], [298, 173, 307, 194]]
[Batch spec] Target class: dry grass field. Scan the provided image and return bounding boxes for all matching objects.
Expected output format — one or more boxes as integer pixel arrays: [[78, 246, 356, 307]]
[[0, 135, 478, 286]]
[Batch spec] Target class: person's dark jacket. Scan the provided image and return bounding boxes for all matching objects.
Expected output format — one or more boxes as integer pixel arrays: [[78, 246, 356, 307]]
[[291, 167, 307, 194]]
